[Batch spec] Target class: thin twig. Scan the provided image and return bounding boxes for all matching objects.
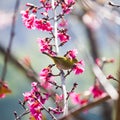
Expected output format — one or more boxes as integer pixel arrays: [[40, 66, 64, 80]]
[[18, 100, 27, 110], [108, 1, 120, 8], [48, 80, 62, 89], [64, 69, 73, 78], [112, 78, 120, 84], [1, 0, 20, 81], [14, 109, 30, 120], [42, 104, 57, 120], [66, 83, 78, 100]]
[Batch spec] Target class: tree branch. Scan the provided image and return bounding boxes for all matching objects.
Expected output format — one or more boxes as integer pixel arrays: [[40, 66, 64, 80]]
[[59, 95, 110, 120], [60, 70, 68, 116], [1, 0, 20, 81]]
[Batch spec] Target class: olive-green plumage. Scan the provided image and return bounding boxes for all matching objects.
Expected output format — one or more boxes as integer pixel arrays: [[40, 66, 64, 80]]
[[43, 52, 78, 70]]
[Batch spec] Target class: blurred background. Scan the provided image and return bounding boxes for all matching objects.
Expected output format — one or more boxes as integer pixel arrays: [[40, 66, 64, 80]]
[[0, 0, 120, 120]]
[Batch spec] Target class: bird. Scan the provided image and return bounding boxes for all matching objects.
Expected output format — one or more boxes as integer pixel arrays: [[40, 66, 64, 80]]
[[43, 52, 78, 70]]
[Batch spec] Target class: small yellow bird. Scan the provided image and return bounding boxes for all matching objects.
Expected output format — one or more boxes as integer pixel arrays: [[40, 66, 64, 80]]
[[43, 52, 78, 70]]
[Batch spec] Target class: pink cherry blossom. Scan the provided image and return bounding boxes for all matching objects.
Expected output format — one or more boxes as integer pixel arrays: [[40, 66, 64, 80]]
[[106, 74, 114, 80], [58, 29, 70, 43], [66, 49, 78, 59], [61, 3, 71, 14], [70, 92, 81, 105], [64, 0, 75, 5], [44, 2, 52, 12], [37, 38, 51, 53], [61, 0, 75, 14], [29, 101, 42, 120], [37, 38, 56, 55], [73, 60, 84, 75], [35, 19, 53, 31], [23, 82, 49, 120], [21, 10, 36, 29], [39, 67, 54, 89], [70, 92, 88, 105], [40, 0, 52, 11], [59, 19, 68, 27], [90, 84, 105, 98]]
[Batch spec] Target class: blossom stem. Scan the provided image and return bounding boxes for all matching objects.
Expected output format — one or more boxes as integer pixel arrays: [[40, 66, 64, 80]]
[[64, 69, 73, 78], [66, 83, 78, 100], [111, 78, 120, 84], [52, 0, 59, 54], [41, 103, 57, 120], [48, 80, 62, 89], [52, 0, 69, 117], [60, 70, 68, 116], [14, 109, 30, 120]]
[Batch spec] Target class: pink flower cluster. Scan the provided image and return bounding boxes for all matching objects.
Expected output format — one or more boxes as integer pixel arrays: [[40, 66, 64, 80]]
[[59, 19, 68, 27], [39, 67, 54, 89], [73, 60, 84, 75], [35, 19, 53, 31], [66, 49, 78, 59], [23, 82, 49, 120], [61, 0, 75, 14], [37, 38, 56, 55], [21, 10, 36, 29], [66, 49, 85, 75], [70, 84, 106, 106], [21, 10, 53, 31], [58, 29, 70, 43], [37, 38, 51, 53], [40, 0, 52, 12], [89, 84, 106, 98], [21, 0, 76, 45], [70, 92, 89, 106]]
